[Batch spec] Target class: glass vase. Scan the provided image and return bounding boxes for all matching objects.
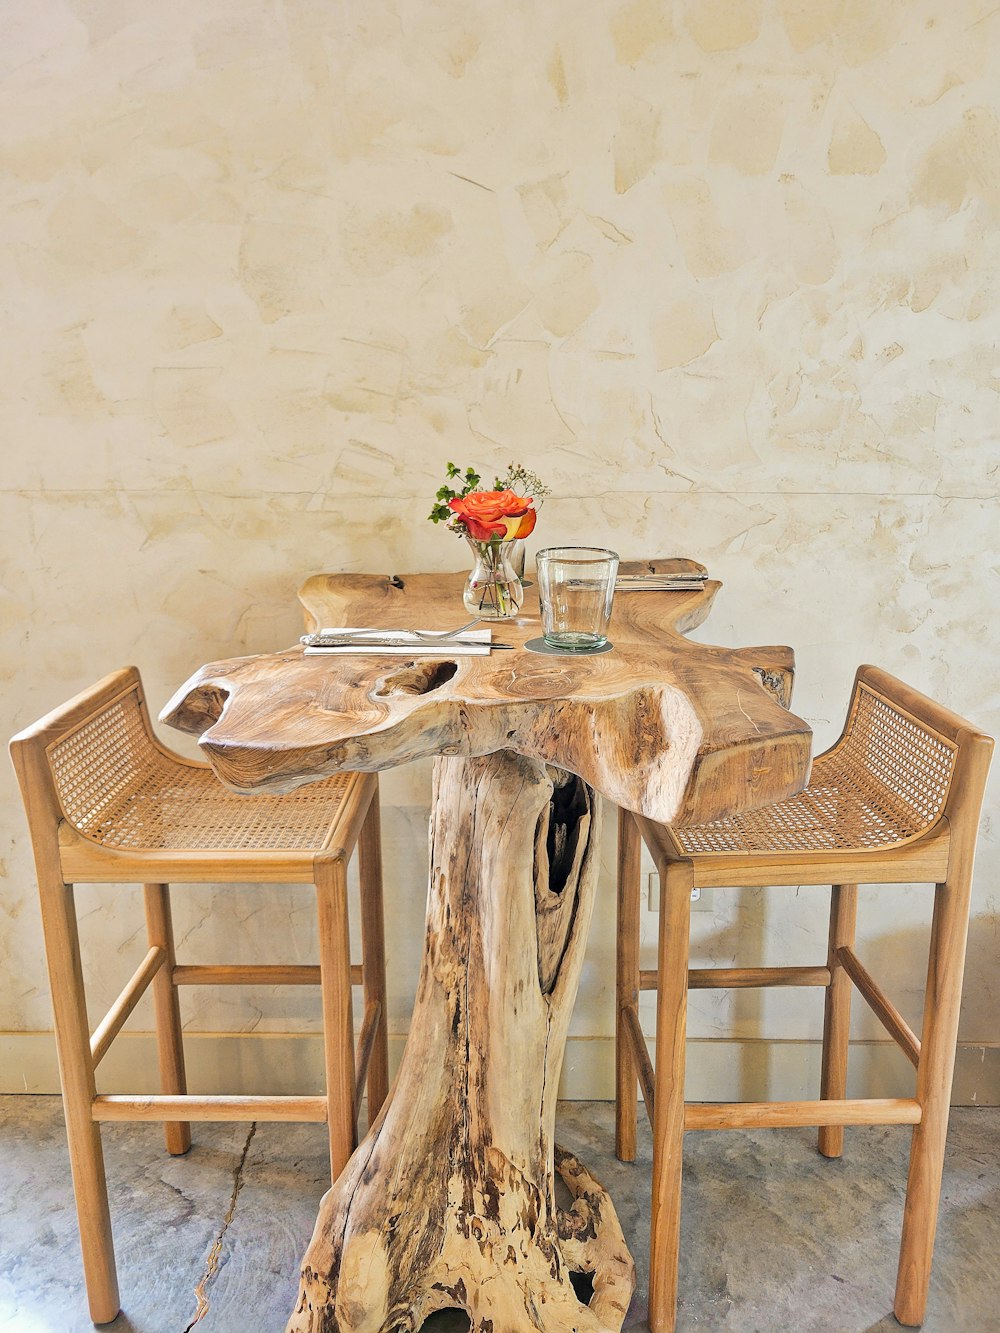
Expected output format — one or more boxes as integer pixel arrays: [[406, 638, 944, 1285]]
[[463, 536, 523, 620]]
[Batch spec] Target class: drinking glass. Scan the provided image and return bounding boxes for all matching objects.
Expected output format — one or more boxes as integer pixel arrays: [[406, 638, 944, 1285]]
[[536, 546, 620, 651]]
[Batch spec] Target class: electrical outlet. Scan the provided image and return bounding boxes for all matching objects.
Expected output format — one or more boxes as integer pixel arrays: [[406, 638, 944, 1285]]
[[647, 871, 707, 911]]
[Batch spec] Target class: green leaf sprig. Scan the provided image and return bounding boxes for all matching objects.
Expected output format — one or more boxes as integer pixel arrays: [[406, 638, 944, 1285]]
[[428, 462, 482, 524]]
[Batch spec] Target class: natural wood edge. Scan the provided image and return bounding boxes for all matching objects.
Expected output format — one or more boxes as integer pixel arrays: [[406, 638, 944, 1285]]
[[727, 644, 796, 710], [673, 724, 812, 827], [553, 1146, 636, 1330], [166, 572, 811, 828]]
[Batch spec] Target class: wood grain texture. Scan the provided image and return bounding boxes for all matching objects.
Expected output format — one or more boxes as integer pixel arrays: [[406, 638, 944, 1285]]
[[158, 562, 813, 1333], [162, 563, 811, 827], [286, 753, 634, 1333]]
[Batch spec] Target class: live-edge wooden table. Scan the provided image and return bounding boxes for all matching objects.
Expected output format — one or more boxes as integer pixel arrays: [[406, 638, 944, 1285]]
[[161, 561, 812, 1333]]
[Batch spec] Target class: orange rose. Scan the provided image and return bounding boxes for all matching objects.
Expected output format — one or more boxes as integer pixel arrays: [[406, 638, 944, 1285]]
[[449, 489, 534, 542], [501, 506, 537, 540]]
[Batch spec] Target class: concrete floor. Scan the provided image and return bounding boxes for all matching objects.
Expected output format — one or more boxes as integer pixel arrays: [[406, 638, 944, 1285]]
[[1, 1097, 997, 1332]]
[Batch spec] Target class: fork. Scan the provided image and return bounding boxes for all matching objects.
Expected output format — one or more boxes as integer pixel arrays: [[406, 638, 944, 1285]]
[[405, 617, 483, 641]]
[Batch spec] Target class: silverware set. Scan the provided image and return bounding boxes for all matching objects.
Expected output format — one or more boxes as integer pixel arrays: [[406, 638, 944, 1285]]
[[301, 619, 515, 650]]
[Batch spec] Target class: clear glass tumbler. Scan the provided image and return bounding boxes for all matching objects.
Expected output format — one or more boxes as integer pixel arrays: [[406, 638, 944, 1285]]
[[536, 546, 620, 651]]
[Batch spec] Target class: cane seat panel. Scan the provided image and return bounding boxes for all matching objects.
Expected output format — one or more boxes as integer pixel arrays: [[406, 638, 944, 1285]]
[[675, 682, 957, 856], [48, 686, 353, 853]]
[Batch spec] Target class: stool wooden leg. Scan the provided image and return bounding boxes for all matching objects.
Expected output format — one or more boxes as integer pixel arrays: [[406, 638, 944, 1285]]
[[316, 857, 357, 1181], [615, 807, 642, 1162], [894, 870, 973, 1327], [819, 883, 858, 1159], [38, 877, 120, 1324], [358, 783, 389, 1123], [649, 859, 692, 1333], [143, 884, 190, 1156]]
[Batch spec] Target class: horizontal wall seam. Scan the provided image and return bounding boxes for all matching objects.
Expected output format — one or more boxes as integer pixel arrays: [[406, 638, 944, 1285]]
[[3, 1034, 997, 1105]]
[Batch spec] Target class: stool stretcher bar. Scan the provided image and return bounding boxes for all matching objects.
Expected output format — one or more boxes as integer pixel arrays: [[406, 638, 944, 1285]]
[[621, 1003, 656, 1115], [92, 1095, 329, 1123], [353, 1000, 383, 1121], [640, 965, 831, 991], [172, 963, 363, 987], [90, 947, 166, 1069], [685, 1098, 921, 1130], [623, 996, 923, 1136], [838, 945, 921, 1067]]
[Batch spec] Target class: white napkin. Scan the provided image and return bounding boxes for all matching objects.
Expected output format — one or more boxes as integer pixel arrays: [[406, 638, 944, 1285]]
[[303, 628, 494, 656]]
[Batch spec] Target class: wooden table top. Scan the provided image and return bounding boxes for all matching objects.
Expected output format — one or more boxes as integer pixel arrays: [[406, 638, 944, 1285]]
[[162, 558, 811, 824]]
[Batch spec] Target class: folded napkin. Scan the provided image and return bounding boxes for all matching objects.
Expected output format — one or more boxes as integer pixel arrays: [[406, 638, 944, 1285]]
[[303, 628, 494, 656]]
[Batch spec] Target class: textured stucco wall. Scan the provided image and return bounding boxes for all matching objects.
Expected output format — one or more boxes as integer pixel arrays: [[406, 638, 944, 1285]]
[[1, 0, 998, 1099]]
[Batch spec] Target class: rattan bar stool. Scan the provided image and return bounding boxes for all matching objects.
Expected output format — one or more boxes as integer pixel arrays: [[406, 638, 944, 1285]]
[[615, 665, 993, 1332], [9, 665, 390, 1325]]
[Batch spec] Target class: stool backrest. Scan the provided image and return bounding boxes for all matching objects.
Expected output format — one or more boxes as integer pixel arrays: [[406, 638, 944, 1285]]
[[10, 667, 167, 865], [841, 666, 993, 858]]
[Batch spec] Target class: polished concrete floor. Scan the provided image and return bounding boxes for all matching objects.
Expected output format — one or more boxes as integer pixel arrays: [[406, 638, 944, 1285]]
[[1, 1096, 997, 1331]]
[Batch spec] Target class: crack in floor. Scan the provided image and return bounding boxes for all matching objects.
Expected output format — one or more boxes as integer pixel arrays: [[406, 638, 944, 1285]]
[[182, 1122, 258, 1331]]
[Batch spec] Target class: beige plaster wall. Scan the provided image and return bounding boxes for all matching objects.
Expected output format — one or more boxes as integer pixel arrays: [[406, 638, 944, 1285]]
[[1, 0, 998, 1101]]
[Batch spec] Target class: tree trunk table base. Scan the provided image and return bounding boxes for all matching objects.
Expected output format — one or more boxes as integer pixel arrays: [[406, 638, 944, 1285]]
[[286, 753, 634, 1333]]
